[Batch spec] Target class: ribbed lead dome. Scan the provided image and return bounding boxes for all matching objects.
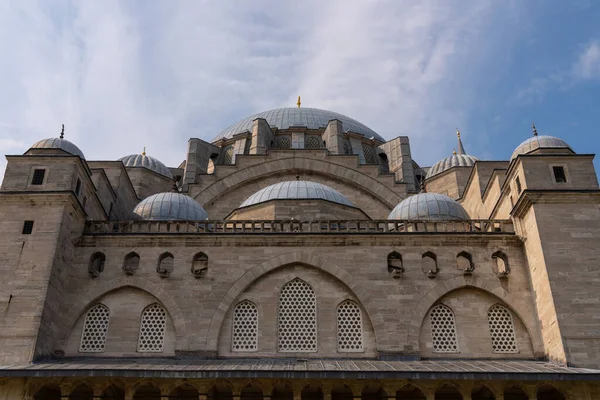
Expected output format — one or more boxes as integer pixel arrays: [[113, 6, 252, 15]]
[[511, 135, 572, 160], [119, 154, 173, 179], [388, 193, 470, 221], [30, 138, 85, 159], [240, 181, 353, 208], [426, 154, 478, 179], [213, 107, 385, 142], [133, 193, 208, 221]]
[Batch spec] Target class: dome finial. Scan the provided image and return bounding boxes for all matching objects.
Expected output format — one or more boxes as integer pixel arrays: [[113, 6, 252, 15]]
[[456, 128, 460, 139], [142, 146, 146, 156], [297, 96, 301, 108], [453, 148, 457, 155], [532, 122, 538, 137], [59, 124, 64, 139]]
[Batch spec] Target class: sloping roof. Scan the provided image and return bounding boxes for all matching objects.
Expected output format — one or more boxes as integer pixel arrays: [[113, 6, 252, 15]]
[[1, 359, 598, 381]]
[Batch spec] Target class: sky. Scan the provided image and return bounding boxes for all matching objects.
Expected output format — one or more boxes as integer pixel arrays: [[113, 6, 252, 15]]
[[1, 0, 600, 183]]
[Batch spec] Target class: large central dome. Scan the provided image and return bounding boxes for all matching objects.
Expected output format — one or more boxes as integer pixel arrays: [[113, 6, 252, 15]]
[[212, 107, 385, 142]]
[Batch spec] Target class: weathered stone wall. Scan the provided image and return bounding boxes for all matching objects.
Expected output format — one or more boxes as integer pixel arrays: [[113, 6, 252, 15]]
[[125, 168, 173, 200], [228, 199, 369, 220], [425, 167, 473, 200], [86, 161, 139, 220], [49, 233, 542, 360]]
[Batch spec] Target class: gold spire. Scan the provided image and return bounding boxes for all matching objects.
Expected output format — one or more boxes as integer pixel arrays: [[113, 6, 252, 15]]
[[532, 122, 538, 137], [297, 96, 301, 108], [142, 146, 146, 156], [453, 148, 457, 155], [456, 128, 461, 138]]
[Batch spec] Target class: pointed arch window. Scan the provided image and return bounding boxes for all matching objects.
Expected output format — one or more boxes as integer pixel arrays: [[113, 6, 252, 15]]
[[278, 279, 316, 352], [137, 303, 167, 352], [430, 304, 459, 353], [232, 301, 258, 352], [488, 304, 518, 353], [79, 304, 110, 353], [337, 300, 363, 352]]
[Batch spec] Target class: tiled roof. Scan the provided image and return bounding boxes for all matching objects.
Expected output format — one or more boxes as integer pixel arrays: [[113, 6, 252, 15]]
[[1, 359, 598, 380]]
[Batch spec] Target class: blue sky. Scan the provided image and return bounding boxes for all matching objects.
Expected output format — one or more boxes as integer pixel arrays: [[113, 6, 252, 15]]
[[0, 0, 599, 181]]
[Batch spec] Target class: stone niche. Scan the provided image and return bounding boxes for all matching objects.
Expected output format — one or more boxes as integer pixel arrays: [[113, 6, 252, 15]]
[[226, 199, 370, 221]]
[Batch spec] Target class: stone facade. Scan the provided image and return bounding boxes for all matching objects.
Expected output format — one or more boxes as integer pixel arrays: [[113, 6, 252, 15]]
[[0, 108, 599, 399]]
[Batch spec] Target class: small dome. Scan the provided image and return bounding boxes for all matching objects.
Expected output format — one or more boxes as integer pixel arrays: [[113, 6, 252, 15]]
[[133, 192, 208, 221], [213, 107, 385, 142], [426, 154, 478, 179], [511, 135, 572, 160], [388, 193, 470, 221], [240, 181, 353, 208], [30, 138, 85, 159], [119, 153, 173, 179]]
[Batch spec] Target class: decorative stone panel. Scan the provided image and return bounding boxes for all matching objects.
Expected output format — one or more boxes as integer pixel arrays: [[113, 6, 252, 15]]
[[232, 301, 258, 352], [337, 300, 364, 352], [430, 304, 459, 353], [278, 279, 317, 352], [137, 303, 167, 352], [79, 304, 110, 353], [488, 305, 518, 353]]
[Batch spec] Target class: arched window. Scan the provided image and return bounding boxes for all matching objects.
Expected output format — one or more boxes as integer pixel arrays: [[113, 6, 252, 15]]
[[337, 300, 363, 352], [123, 252, 140, 275], [492, 251, 510, 276], [343, 139, 352, 155], [305, 135, 321, 149], [79, 304, 110, 352], [191, 252, 208, 278], [278, 278, 316, 352], [362, 144, 376, 164], [430, 304, 459, 353], [488, 305, 518, 353], [387, 251, 403, 278], [275, 136, 291, 149], [456, 251, 474, 273], [222, 145, 234, 164], [157, 252, 174, 278], [378, 153, 390, 174], [137, 303, 167, 352], [232, 301, 258, 352], [88, 252, 105, 278], [422, 251, 438, 277]]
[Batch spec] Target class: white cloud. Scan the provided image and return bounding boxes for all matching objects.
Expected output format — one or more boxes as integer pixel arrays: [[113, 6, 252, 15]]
[[0, 0, 522, 185], [574, 41, 600, 79]]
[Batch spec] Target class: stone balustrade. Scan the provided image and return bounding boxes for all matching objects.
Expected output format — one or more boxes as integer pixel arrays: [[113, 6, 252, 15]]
[[84, 219, 514, 235]]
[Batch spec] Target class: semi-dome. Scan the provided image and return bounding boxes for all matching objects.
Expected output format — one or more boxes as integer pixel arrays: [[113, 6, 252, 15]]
[[240, 181, 353, 208], [30, 137, 85, 159], [511, 135, 572, 161], [426, 154, 479, 179], [133, 192, 208, 221], [388, 192, 470, 221], [119, 152, 173, 179], [213, 107, 385, 142]]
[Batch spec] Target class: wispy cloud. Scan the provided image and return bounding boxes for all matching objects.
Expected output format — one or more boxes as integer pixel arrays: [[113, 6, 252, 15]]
[[573, 41, 600, 79], [0, 1, 523, 183]]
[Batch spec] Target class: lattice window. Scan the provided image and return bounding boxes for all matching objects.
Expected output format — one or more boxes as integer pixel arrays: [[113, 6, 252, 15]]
[[137, 303, 167, 352], [232, 301, 258, 352], [362, 144, 376, 164], [275, 136, 291, 149], [337, 300, 363, 352], [430, 304, 459, 353], [223, 146, 234, 164], [278, 279, 317, 352], [79, 304, 110, 353], [488, 305, 518, 353], [305, 136, 321, 149]]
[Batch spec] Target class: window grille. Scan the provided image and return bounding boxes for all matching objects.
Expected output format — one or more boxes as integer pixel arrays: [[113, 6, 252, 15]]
[[22, 220, 34, 234], [278, 279, 317, 352], [232, 301, 258, 351], [337, 300, 363, 352], [137, 303, 167, 352], [223, 145, 234, 164], [305, 136, 321, 149], [430, 304, 459, 353], [362, 144, 376, 164], [488, 305, 518, 353], [31, 169, 45, 185], [275, 136, 291, 149], [79, 304, 110, 352]]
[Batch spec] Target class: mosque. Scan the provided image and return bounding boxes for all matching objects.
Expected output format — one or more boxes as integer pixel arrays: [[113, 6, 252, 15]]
[[0, 102, 599, 399]]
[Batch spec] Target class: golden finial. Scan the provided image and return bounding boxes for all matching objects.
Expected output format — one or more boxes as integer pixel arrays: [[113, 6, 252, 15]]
[[453, 148, 457, 155], [532, 122, 538, 137], [456, 128, 460, 138], [142, 146, 146, 156], [297, 96, 301, 108]]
